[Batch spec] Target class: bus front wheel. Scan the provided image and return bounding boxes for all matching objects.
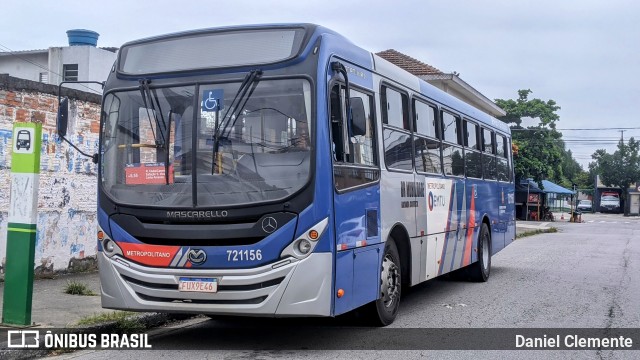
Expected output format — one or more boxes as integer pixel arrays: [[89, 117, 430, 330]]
[[367, 238, 401, 326], [469, 223, 491, 282]]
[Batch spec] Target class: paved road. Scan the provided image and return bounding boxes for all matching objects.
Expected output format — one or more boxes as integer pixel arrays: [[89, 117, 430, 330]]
[[48, 213, 639, 359]]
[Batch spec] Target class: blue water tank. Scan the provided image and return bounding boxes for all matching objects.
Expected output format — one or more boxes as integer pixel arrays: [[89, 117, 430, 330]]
[[66, 29, 99, 47]]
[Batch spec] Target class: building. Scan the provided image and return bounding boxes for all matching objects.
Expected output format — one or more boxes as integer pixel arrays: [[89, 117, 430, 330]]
[[0, 30, 117, 93], [0, 29, 114, 274], [376, 49, 506, 118]]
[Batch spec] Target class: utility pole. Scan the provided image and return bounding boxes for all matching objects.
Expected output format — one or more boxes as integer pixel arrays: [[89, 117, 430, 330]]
[[620, 130, 626, 142]]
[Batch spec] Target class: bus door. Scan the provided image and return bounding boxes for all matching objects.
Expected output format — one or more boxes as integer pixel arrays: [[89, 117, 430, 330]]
[[329, 83, 382, 315], [437, 111, 466, 275], [496, 133, 512, 250]]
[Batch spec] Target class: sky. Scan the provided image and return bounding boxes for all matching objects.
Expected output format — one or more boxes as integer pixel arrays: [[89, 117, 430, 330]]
[[2, 0, 639, 168]]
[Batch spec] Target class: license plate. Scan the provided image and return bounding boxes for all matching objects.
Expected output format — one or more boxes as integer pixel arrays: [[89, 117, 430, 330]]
[[178, 277, 217, 293]]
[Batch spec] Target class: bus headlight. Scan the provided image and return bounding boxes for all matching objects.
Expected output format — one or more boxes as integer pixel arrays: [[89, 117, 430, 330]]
[[281, 218, 328, 260]]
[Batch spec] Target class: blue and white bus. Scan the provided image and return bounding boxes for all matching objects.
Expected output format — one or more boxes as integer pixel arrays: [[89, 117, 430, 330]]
[[58, 23, 515, 325]]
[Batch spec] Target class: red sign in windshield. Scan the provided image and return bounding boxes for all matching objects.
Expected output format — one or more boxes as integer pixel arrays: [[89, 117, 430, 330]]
[[125, 163, 174, 185]]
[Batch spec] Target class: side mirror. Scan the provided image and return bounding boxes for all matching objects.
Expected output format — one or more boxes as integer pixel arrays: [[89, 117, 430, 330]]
[[349, 97, 366, 136], [57, 97, 69, 138]]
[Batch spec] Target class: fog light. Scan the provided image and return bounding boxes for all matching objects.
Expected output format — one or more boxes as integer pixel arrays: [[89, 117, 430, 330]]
[[297, 239, 312, 254], [104, 239, 115, 253]]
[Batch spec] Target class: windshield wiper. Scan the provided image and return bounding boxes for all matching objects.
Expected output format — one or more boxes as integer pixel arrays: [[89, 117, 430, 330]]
[[139, 79, 166, 147], [211, 69, 262, 174], [139, 79, 172, 183]]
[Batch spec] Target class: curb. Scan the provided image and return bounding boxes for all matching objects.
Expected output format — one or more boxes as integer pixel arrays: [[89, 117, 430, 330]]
[[0, 312, 193, 360]]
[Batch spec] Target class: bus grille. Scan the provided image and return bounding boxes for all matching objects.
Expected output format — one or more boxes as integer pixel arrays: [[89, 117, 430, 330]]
[[121, 274, 284, 291], [136, 294, 268, 305], [120, 274, 285, 305]]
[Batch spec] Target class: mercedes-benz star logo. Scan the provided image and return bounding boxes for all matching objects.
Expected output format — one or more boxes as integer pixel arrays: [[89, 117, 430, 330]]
[[261, 217, 278, 233], [187, 249, 207, 265]]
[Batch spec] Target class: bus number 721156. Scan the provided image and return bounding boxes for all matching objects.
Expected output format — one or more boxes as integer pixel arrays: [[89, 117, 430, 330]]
[[227, 249, 263, 262]]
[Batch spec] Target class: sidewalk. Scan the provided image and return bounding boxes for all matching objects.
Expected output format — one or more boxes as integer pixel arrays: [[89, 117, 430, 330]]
[[0, 271, 185, 360], [516, 219, 555, 237], [515, 210, 586, 237], [0, 271, 104, 328]]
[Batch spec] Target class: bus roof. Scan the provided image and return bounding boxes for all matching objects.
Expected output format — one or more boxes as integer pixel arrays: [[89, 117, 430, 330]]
[[118, 23, 509, 135]]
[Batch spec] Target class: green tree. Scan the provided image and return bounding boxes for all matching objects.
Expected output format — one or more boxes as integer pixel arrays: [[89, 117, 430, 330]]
[[590, 137, 640, 202], [495, 90, 564, 185], [557, 146, 591, 191]]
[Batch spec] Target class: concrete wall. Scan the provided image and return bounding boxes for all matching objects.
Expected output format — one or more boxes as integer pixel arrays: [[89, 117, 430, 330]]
[[0, 52, 49, 83], [48, 46, 117, 93], [0, 74, 101, 274]]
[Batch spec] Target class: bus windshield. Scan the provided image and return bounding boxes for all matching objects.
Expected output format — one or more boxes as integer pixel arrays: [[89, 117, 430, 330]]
[[100, 78, 312, 208]]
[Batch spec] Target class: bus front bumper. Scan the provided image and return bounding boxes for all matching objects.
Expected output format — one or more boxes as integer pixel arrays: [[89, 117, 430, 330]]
[[98, 251, 332, 317]]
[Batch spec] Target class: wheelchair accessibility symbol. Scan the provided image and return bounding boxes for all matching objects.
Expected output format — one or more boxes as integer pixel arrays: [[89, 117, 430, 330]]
[[201, 89, 224, 112]]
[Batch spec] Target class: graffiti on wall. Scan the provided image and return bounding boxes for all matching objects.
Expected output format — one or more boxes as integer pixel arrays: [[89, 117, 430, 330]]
[[0, 87, 100, 272]]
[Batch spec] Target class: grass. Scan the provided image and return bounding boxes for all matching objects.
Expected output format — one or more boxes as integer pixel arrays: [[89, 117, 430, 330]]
[[76, 311, 145, 333], [76, 311, 134, 325], [516, 227, 558, 239], [64, 280, 97, 296]]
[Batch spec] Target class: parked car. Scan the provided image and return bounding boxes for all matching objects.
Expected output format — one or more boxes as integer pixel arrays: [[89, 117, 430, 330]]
[[577, 199, 593, 212], [599, 193, 621, 213]]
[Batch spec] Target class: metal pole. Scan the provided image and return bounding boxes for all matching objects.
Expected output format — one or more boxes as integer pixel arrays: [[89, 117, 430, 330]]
[[2, 122, 41, 326], [526, 181, 530, 221]]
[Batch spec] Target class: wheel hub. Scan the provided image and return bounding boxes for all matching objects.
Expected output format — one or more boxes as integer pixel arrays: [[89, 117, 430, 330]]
[[381, 254, 400, 308], [482, 234, 489, 270]]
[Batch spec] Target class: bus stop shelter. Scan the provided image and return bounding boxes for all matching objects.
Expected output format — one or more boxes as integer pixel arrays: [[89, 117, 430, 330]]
[[515, 180, 543, 220], [515, 179, 574, 220], [539, 180, 575, 212]]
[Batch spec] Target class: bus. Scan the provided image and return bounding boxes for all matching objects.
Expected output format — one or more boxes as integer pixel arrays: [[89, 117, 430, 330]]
[[57, 23, 515, 325]]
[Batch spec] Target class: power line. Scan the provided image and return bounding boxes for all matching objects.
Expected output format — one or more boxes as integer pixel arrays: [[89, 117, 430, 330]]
[[512, 127, 640, 131], [0, 43, 102, 95], [0, 47, 51, 74], [560, 127, 640, 131]]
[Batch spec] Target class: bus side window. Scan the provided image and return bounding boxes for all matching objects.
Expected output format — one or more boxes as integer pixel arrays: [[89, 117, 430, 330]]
[[496, 134, 510, 182], [332, 84, 380, 190], [382, 85, 412, 171], [464, 120, 482, 179], [482, 128, 497, 180], [348, 88, 377, 167], [413, 100, 441, 174], [441, 111, 463, 177]]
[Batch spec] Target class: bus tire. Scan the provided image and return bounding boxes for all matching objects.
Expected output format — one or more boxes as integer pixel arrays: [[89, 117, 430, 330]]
[[469, 223, 491, 282], [367, 238, 401, 326]]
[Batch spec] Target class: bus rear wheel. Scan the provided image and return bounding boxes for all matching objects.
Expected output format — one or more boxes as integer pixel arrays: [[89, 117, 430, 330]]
[[367, 238, 401, 326], [469, 223, 491, 282]]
